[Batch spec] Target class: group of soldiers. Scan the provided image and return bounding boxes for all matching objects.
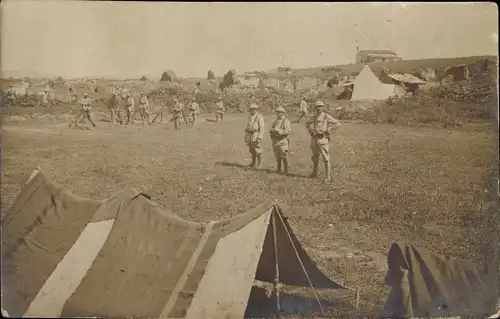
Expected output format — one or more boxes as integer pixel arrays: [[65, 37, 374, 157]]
[[244, 99, 340, 182], [69, 89, 227, 129]]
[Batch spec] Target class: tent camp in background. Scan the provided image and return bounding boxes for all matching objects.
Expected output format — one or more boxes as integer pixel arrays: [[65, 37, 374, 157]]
[[348, 65, 397, 101], [1, 169, 357, 319], [381, 242, 498, 318]]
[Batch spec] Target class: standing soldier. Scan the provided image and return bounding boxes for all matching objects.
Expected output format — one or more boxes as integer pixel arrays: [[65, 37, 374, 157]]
[[270, 106, 291, 175], [67, 85, 75, 102], [215, 97, 225, 122], [295, 96, 309, 123], [172, 98, 184, 129], [244, 103, 265, 169], [69, 93, 96, 128], [41, 89, 50, 107], [189, 97, 200, 125], [108, 91, 122, 125], [305, 100, 340, 182], [124, 93, 135, 125], [138, 92, 151, 125]]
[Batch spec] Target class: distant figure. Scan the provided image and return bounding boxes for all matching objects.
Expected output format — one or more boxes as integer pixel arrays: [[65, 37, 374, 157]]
[[244, 103, 265, 169], [295, 96, 309, 123], [270, 106, 291, 175], [69, 93, 96, 128], [172, 98, 184, 129], [189, 97, 200, 125], [125, 93, 135, 125], [6, 85, 16, 103], [138, 92, 151, 125], [216, 97, 225, 122], [108, 92, 123, 125], [41, 89, 50, 107], [305, 100, 340, 182]]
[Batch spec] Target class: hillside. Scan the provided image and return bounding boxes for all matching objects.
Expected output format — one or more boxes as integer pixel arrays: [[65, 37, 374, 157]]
[[264, 55, 498, 79]]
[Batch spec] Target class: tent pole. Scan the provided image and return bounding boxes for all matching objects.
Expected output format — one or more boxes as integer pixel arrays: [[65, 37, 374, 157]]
[[355, 286, 360, 312], [271, 210, 281, 315]]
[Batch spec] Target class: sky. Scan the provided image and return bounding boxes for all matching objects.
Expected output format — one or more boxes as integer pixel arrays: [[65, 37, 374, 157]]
[[1, 1, 498, 79]]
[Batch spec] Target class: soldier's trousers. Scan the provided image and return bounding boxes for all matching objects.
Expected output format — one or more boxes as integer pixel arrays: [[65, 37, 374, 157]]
[[110, 108, 122, 124], [310, 138, 330, 162], [139, 107, 150, 123], [125, 108, 134, 124], [174, 118, 182, 129], [248, 139, 263, 156], [216, 112, 224, 121], [273, 141, 289, 160]]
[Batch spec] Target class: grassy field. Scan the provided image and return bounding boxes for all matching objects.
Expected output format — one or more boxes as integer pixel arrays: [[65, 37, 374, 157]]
[[1, 112, 498, 315]]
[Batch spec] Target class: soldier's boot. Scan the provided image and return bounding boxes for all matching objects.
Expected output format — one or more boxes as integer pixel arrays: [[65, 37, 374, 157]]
[[309, 158, 319, 178], [256, 154, 262, 169], [275, 159, 282, 173], [324, 161, 331, 182], [248, 153, 256, 168], [282, 159, 289, 175]]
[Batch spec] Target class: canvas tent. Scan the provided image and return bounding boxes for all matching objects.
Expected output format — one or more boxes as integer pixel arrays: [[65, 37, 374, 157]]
[[381, 242, 497, 318], [350, 65, 396, 101], [2, 169, 351, 318]]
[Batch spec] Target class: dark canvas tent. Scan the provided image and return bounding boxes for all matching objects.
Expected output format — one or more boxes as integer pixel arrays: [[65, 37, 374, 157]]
[[381, 242, 497, 318], [160, 70, 177, 82], [2, 169, 351, 318]]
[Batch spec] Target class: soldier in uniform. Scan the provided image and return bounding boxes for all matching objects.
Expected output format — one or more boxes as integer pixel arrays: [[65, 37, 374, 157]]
[[108, 91, 122, 125], [244, 103, 265, 169], [270, 106, 291, 175], [295, 96, 309, 123], [138, 92, 151, 125], [124, 93, 135, 125], [305, 100, 340, 182], [6, 85, 16, 104], [41, 89, 50, 107], [69, 93, 96, 128], [189, 97, 200, 125], [215, 97, 225, 122], [172, 99, 184, 129]]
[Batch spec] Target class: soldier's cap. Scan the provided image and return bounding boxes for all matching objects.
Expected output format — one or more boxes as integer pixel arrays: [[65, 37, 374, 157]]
[[83, 93, 88, 96], [192, 97, 196, 100], [217, 97, 222, 100], [140, 92, 145, 95], [249, 103, 259, 110], [314, 100, 325, 107], [275, 106, 286, 113]]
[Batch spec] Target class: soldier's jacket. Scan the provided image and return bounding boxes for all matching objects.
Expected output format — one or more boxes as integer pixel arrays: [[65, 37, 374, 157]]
[[246, 112, 265, 142], [216, 101, 225, 113], [80, 97, 92, 110], [306, 111, 340, 145], [139, 96, 149, 108], [125, 97, 135, 110], [299, 100, 309, 113], [109, 94, 120, 109], [173, 103, 184, 119], [270, 117, 291, 146], [190, 102, 200, 114]]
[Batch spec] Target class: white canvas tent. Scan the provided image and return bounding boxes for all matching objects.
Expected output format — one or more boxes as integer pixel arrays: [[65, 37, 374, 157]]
[[2, 169, 354, 318], [350, 65, 396, 101]]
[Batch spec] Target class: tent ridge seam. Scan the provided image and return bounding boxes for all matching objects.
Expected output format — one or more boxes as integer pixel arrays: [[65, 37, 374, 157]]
[[159, 221, 216, 318]]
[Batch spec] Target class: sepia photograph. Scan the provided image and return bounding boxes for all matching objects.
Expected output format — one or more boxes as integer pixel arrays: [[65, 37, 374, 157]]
[[1, 1, 499, 318]]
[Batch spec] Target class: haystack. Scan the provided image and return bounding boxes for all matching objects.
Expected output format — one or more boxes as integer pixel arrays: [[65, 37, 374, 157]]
[[160, 70, 177, 82], [218, 69, 237, 90], [140, 76, 149, 81], [207, 70, 215, 80]]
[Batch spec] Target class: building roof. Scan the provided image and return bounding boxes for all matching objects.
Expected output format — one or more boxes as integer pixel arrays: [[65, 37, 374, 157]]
[[387, 73, 427, 84], [357, 49, 398, 56]]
